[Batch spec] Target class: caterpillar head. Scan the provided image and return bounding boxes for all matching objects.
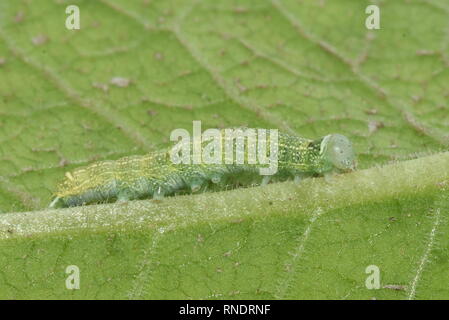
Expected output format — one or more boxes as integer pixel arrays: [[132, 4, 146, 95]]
[[320, 134, 356, 172]]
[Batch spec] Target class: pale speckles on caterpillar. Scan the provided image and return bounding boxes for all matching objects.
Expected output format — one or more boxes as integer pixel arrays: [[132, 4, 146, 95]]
[[49, 131, 356, 208]]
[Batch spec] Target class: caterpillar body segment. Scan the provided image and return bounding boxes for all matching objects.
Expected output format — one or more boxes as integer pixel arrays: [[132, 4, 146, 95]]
[[49, 131, 355, 208]]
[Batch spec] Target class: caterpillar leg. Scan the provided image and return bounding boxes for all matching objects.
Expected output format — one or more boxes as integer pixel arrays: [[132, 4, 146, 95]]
[[261, 176, 271, 186], [189, 178, 204, 193], [49, 197, 63, 209], [117, 188, 134, 203], [294, 175, 302, 184], [211, 174, 221, 184], [117, 195, 130, 203], [153, 187, 165, 200]]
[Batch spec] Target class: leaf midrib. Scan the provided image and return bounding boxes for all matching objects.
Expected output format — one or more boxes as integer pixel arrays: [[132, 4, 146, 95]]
[[0, 152, 447, 241]]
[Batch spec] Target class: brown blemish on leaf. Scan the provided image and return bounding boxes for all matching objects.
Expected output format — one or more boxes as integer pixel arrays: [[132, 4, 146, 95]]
[[368, 120, 384, 134], [90, 21, 102, 28], [416, 50, 435, 56], [92, 82, 109, 92], [110, 77, 132, 88], [383, 284, 407, 291], [14, 11, 25, 23], [154, 52, 164, 60], [364, 108, 378, 115], [32, 34, 49, 46], [234, 7, 248, 14]]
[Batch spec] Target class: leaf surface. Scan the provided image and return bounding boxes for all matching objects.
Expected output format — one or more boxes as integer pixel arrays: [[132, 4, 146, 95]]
[[0, 0, 448, 299]]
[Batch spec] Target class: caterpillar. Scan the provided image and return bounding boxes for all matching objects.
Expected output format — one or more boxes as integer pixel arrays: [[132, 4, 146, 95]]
[[49, 130, 355, 208]]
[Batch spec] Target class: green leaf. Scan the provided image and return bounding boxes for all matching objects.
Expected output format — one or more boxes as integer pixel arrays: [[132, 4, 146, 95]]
[[0, 0, 448, 299]]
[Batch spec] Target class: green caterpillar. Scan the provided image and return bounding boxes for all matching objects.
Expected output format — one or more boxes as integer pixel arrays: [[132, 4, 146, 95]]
[[49, 131, 355, 208]]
